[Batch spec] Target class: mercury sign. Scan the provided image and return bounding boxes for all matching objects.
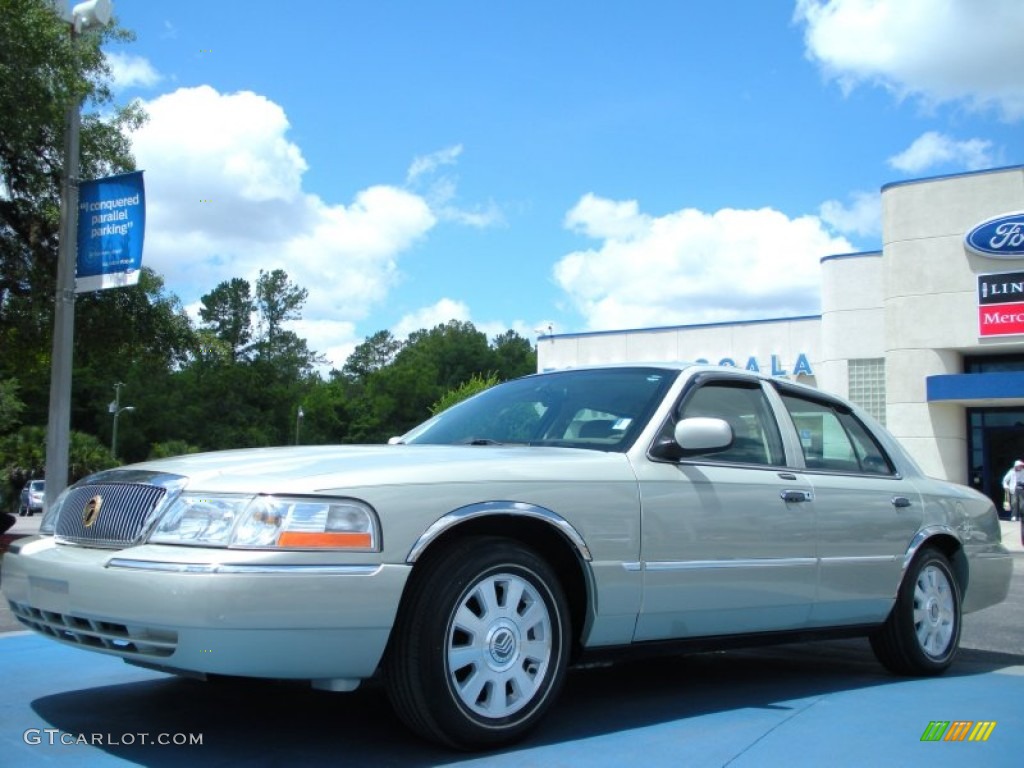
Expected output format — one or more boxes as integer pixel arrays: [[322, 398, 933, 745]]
[[76, 171, 146, 293], [965, 211, 1024, 259], [978, 270, 1024, 337]]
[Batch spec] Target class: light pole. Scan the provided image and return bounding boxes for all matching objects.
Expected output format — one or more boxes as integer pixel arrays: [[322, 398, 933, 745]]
[[42, 0, 115, 508], [296, 406, 304, 445], [109, 382, 135, 460]]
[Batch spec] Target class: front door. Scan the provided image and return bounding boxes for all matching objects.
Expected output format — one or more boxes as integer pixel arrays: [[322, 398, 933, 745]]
[[633, 378, 817, 641]]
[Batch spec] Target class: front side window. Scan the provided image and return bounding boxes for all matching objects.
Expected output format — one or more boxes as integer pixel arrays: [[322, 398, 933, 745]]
[[778, 392, 894, 475], [676, 381, 785, 466]]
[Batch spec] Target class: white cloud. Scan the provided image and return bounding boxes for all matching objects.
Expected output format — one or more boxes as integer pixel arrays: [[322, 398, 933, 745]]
[[392, 298, 471, 339], [131, 86, 436, 370], [819, 191, 881, 238], [106, 52, 162, 90], [290, 318, 359, 374], [888, 131, 996, 173], [407, 145, 463, 184], [440, 201, 504, 228], [406, 144, 505, 228], [565, 195, 650, 241], [794, 0, 1024, 120], [555, 195, 854, 331]]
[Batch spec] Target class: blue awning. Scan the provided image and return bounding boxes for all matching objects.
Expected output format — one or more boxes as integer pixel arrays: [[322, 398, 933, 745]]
[[926, 372, 1024, 406]]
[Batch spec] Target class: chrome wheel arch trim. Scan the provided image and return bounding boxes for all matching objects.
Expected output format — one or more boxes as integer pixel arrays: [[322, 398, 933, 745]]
[[405, 501, 592, 564], [903, 525, 962, 571]]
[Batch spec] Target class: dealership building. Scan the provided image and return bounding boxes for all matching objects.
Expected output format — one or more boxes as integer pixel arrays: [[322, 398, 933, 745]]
[[537, 165, 1024, 507]]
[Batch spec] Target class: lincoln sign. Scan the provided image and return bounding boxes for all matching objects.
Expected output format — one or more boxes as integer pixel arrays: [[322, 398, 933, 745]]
[[978, 270, 1024, 337]]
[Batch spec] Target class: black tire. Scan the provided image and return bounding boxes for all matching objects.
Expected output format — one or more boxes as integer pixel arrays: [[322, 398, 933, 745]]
[[385, 536, 571, 750], [870, 547, 961, 676]]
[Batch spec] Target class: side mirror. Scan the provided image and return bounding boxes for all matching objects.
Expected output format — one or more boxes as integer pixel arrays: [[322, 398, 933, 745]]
[[651, 417, 733, 460], [675, 417, 733, 452]]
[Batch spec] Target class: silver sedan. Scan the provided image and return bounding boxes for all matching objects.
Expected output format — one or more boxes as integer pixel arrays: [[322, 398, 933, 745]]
[[1, 364, 1013, 749]]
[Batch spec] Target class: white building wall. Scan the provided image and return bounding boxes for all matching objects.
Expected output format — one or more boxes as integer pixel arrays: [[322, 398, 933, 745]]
[[538, 318, 821, 384], [819, 252, 886, 399], [882, 167, 1024, 482]]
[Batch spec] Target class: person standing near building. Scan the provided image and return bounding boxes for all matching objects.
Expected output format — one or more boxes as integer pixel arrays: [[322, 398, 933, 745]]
[[1001, 460, 1024, 521]]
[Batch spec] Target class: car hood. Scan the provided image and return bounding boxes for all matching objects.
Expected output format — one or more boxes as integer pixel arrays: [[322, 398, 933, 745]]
[[118, 444, 636, 495]]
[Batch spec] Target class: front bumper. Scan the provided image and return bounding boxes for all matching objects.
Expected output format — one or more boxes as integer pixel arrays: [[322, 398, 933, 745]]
[[1, 536, 410, 682]]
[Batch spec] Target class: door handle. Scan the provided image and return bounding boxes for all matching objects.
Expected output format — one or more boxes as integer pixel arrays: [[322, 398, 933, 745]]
[[891, 496, 912, 508], [781, 490, 813, 503]]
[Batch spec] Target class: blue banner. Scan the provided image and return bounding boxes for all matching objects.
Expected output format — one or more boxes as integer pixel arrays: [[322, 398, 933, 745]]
[[76, 171, 146, 293]]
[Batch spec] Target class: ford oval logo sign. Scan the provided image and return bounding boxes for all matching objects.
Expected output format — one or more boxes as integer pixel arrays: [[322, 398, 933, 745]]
[[965, 211, 1024, 259]]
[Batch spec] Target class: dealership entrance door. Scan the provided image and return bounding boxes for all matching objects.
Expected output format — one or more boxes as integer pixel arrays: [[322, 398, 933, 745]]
[[964, 355, 1024, 516], [968, 409, 1024, 515]]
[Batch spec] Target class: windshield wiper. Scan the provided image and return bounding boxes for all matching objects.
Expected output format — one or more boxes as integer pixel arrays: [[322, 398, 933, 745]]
[[461, 437, 503, 446]]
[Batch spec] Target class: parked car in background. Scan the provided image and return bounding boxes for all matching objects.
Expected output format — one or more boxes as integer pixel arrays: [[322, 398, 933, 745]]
[[0, 364, 1014, 750], [18, 480, 44, 516]]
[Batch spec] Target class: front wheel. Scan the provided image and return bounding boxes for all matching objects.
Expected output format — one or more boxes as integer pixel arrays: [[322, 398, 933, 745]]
[[386, 536, 571, 750], [870, 547, 961, 675]]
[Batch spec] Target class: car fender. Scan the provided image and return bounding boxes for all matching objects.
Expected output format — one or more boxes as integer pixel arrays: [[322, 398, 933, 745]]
[[405, 500, 592, 564]]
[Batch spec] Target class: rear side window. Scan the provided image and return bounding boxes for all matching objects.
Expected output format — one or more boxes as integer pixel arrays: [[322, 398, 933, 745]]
[[678, 381, 785, 466], [778, 392, 895, 475]]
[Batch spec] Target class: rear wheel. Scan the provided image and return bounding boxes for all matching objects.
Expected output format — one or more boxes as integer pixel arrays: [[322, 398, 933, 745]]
[[386, 536, 570, 750], [870, 547, 961, 675]]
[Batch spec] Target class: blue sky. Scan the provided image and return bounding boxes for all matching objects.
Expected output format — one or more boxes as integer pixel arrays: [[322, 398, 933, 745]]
[[95, 0, 1024, 370]]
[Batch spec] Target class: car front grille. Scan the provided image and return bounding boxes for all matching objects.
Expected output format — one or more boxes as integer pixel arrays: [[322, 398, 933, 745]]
[[8, 601, 178, 658], [55, 483, 167, 547]]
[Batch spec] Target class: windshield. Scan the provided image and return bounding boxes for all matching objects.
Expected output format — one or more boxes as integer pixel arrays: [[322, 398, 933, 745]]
[[402, 367, 678, 451]]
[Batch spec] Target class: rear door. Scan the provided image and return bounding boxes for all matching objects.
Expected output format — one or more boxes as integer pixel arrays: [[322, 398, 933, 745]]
[[770, 383, 922, 626]]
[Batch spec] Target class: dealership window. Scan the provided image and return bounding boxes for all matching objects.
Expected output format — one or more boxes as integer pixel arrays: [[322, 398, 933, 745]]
[[847, 358, 886, 425]]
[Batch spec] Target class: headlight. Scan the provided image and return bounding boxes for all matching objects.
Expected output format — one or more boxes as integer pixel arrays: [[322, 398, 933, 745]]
[[149, 494, 380, 551], [149, 494, 246, 546]]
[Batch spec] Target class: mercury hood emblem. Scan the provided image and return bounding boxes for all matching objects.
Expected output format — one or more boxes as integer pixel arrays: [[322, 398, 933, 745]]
[[83, 495, 103, 528]]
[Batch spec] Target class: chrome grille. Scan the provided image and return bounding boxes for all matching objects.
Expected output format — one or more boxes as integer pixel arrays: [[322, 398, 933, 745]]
[[55, 483, 167, 547], [9, 601, 177, 658]]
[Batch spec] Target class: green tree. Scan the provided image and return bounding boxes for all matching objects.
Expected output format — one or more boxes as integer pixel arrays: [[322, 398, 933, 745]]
[[0, 0, 149, 468], [254, 269, 306, 352], [199, 277, 254, 362], [148, 440, 201, 460], [340, 330, 403, 381], [491, 330, 536, 380], [68, 430, 116, 479], [430, 372, 499, 415], [252, 269, 324, 378], [0, 378, 25, 434], [0, 0, 145, 410], [72, 268, 196, 461], [0, 425, 115, 508]]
